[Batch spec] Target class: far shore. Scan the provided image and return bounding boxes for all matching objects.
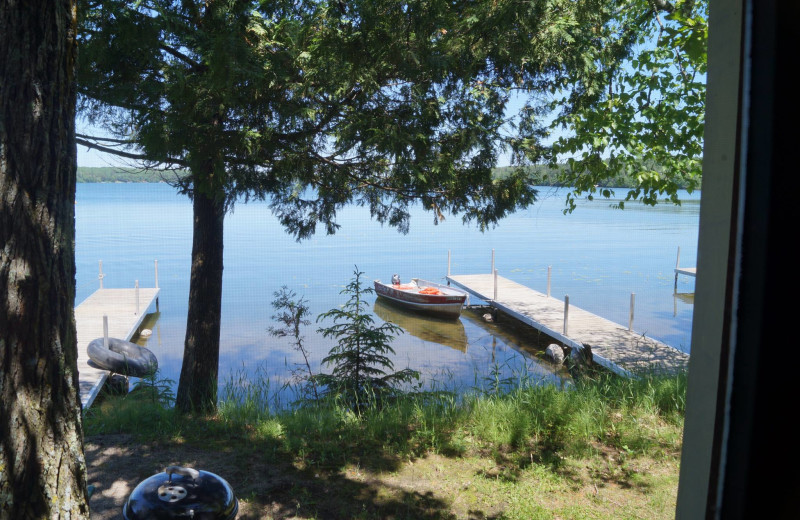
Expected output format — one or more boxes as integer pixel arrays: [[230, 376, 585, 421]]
[[77, 166, 701, 192]]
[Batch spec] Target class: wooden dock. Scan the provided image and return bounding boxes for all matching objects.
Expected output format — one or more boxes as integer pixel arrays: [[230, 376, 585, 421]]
[[446, 274, 689, 377], [76, 286, 160, 409], [674, 246, 697, 288]]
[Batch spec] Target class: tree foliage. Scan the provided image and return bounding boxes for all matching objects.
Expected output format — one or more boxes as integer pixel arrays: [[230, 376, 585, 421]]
[[547, 0, 707, 211], [76, 0, 658, 410], [77, 0, 633, 228]]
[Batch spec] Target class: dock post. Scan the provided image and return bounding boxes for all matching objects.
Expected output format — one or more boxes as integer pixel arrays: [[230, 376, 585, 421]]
[[674, 246, 681, 290], [135, 280, 139, 315], [98, 260, 104, 289], [154, 259, 159, 289], [547, 266, 552, 298], [103, 315, 109, 348], [491, 249, 495, 275], [563, 295, 570, 335], [447, 250, 451, 277], [629, 293, 636, 331], [493, 269, 498, 301]]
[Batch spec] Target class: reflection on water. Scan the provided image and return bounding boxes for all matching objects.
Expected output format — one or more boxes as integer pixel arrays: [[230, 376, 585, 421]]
[[373, 299, 468, 352], [461, 308, 553, 351], [133, 312, 162, 346], [673, 291, 695, 317], [459, 307, 571, 383], [373, 297, 571, 386]]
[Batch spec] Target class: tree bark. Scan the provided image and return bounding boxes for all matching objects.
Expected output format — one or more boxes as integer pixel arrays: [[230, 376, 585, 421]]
[[175, 187, 225, 413], [0, 0, 90, 518]]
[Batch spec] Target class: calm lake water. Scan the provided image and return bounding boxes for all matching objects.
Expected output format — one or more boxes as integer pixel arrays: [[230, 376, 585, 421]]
[[75, 183, 698, 401]]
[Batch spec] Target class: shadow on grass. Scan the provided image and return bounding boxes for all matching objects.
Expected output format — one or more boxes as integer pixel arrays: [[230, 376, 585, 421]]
[[84, 431, 468, 520]]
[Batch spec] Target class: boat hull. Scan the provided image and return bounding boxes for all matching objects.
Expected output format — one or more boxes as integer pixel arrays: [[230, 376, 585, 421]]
[[374, 279, 467, 319]]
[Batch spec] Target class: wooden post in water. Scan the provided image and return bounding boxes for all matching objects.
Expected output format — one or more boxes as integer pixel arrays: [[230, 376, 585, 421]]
[[547, 266, 552, 298], [563, 295, 570, 335], [447, 250, 451, 277], [629, 293, 636, 331], [493, 269, 498, 301], [98, 260, 104, 289], [674, 246, 681, 290], [155, 259, 161, 310], [103, 315, 109, 348], [491, 249, 495, 275], [135, 280, 139, 315]]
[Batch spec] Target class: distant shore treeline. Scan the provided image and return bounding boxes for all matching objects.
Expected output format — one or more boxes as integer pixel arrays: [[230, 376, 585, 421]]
[[78, 166, 700, 190], [492, 164, 701, 190], [77, 167, 185, 183]]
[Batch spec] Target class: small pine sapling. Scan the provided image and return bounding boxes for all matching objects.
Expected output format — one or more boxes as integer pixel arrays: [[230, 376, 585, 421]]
[[314, 267, 419, 409]]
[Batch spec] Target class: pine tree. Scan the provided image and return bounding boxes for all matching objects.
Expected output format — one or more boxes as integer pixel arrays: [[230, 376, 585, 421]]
[[1, 0, 90, 516], [314, 268, 418, 409]]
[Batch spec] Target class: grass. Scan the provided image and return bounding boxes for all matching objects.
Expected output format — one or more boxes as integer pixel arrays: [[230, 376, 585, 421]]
[[83, 369, 685, 519]]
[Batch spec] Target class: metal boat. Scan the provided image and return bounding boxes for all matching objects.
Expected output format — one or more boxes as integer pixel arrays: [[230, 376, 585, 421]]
[[374, 277, 468, 319]]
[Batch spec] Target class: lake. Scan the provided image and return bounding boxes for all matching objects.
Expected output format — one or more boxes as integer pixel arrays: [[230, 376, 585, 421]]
[[75, 183, 698, 402]]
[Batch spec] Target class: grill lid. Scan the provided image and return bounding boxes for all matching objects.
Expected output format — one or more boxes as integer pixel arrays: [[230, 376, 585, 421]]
[[123, 466, 238, 520]]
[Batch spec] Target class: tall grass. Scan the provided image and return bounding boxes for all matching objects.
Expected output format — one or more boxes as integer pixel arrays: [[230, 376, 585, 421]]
[[465, 369, 687, 457], [83, 373, 179, 438], [84, 365, 686, 466], [217, 363, 277, 426]]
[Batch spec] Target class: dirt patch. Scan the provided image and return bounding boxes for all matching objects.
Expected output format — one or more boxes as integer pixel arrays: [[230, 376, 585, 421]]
[[85, 434, 678, 519]]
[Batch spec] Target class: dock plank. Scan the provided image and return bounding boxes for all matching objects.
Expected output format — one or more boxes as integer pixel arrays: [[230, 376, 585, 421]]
[[75, 287, 160, 409], [447, 274, 688, 376]]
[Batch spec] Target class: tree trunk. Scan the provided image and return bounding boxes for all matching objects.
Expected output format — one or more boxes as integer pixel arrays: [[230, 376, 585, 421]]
[[0, 0, 90, 518], [175, 187, 225, 413]]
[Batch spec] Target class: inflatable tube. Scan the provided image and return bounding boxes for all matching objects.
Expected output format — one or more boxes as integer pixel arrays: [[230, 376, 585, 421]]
[[87, 337, 158, 377]]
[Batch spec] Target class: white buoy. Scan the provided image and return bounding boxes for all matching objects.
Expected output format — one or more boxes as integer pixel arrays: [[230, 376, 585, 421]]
[[140, 328, 152, 338]]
